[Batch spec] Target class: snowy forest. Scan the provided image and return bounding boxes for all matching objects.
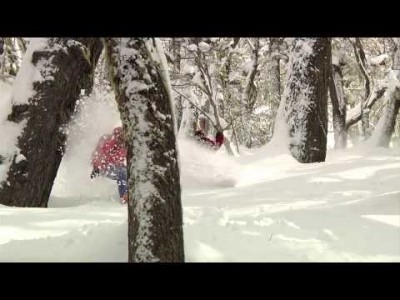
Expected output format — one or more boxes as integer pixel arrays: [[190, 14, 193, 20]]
[[0, 37, 399, 262]]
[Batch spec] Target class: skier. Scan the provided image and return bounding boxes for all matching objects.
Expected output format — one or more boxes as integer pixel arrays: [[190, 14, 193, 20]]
[[194, 129, 224, 150], [90, 127, 128, 204], [194, 117, 224, 150]]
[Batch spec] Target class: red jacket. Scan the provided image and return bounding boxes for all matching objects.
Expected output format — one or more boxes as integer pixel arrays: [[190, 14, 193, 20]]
[[195, 130, 224, 150], [92, 127, 127, 171]]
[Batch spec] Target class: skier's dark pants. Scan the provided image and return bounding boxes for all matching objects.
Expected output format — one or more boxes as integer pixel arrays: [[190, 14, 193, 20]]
[[103, 166, 128, 198]]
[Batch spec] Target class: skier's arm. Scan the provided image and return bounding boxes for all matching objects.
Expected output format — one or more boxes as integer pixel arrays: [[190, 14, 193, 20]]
[[90, 135, 108, 177]]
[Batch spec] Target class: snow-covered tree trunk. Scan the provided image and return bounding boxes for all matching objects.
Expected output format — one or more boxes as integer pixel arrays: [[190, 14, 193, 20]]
[[190, 38, 213, 135], [266, 38, 283, 136], [284, 38, 331, 163], [200, 100, 211, 135], [178, 99, 197, 139], [104, 38, 184, 262], [84, 39, 105, 95], [0, 38, 4, 72], [242, 38, 260, 148], [171, 38, 183, 129], [369, 40, 400, 148], [171, 38, 181, 72], [369, 84, 400, 147], [351, 38, 372, 139], [219, 38, 240, 152], [231, 121, 240, 153], [329, 63, 347, 149], [0, 38, 103, 207], [4, 38, 18, 76], [17, 38, 27, 53], [345, 86, 386, 129]]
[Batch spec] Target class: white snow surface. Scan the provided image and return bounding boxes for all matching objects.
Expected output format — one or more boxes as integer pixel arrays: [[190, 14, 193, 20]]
[[1, 91, 400, 262]]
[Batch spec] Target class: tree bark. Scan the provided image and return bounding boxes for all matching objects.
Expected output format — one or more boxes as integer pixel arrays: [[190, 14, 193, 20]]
[[351, 38, 372, 139], [266, 38, 284, 137], [369, 41, 400, 149], [104, 38, 184, 262], [370, 86, 400, 147], [284, 38, 331, 163], [200, 99, 211, 135], [171, 38, 183, 129], [17, 38, 27, 53], [191, 38, 215, 136], [0, 37, 4, 72], [345, 86, 386, 129], [218, 38, 240, 151], [178, 99, 197, 139], [0, 38, 103, 207], [171, 38, 181, 73], [243, 38, 260, 148], [329, 63, 347, 149], [4, 38, 18, 76]]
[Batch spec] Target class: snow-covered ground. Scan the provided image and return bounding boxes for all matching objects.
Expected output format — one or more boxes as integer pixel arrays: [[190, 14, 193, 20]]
[[183, 146, 400, 262], [1, 88, 399, 262], [1, 142, 399, 262]]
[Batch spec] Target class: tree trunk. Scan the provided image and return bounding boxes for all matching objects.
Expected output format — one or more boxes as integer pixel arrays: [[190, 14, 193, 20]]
[[104, 38, 184, 262], [219, 38, 240, 116], [178, 99, 197, 139], [329, 63, 347, 149], [200, 99, 211, 135], [266, 38, 283, 137], [231, 121, 240, 154], [351, 38, 372, 139], [171, 38, 183, 129], [243, 38, 260, 148], [284, 38, 331, 163], [171, 38, 181, 73], [209, 94, 235, 155], [4, 38, 18, 76], [345, 86, 386, 129], [17, 38, 27, 53], [219, 38, 240, 150], [83, 39, 105, 95], [0, 38, 4, 72], [0, 38, 103, 207], [369, 65, 400, 147]]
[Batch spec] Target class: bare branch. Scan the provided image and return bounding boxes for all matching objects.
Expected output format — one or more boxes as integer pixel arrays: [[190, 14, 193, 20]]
[[172, 87, 216, 128]]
